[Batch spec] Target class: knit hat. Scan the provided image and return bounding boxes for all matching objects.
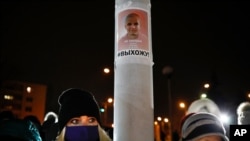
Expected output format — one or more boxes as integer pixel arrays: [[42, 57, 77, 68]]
[[58, 88, 101, 133], [187, 98, 221, 117], [237, 101, 250, 125], [181, 112, 229, 141]]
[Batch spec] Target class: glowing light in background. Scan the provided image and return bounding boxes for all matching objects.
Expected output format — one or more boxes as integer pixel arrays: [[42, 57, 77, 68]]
[[204, 83, 210, 88], [220, 113, 230, 124], [26, 86, 32, 93], [104, 68, 110, 74], [200, 93, 207, 98]]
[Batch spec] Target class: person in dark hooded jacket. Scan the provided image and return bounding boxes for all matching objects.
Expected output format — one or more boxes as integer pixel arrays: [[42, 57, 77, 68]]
[[0, 118, 42, 141]]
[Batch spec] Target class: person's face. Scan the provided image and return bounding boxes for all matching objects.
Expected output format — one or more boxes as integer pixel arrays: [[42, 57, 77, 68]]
[[125, 16, 140, 38], [66, 115, 98, 126], [194, 135, 222, 141]]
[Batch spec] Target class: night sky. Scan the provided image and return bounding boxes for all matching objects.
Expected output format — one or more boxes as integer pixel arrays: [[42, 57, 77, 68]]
[[1, 0, 249, 123]]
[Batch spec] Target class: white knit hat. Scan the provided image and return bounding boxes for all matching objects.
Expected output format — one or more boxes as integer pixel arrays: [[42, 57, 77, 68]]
[[181, 112, 229, 141]]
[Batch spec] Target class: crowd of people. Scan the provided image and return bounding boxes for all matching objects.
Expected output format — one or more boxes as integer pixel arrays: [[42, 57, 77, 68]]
[[0, 88, 112, 141], [1, 87, 250, 141]]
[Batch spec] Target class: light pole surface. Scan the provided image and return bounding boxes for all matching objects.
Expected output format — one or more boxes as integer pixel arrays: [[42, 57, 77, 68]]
[[114, 0, 154, 140]]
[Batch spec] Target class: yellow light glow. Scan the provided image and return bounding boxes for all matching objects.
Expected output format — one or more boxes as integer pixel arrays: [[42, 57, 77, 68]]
[[27, 86, 32, 93], [164, 118, 169, 123], [4, 95, 13, 100], [107, 98, 113, 103], [157, 116, 162, 121], [204, 83, 210, 88], [104, 68, 110, 74], [179, 102, 186, 108]]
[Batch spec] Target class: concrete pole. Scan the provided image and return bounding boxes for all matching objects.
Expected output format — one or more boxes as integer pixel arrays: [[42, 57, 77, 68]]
[[114, 0, 154, 141], [162, 66, 173, 141]]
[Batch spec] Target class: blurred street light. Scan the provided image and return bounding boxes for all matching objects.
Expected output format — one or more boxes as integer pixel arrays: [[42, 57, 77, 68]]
[[107, 97, 113, 103], [157, 116, 162, 122], [26, 86, 32, 93], [179, 101, 187, 116], [204, 83, 210, 88], [200, 93, 207, 98], [163, 117, 169, 123], [199, 83, 210, 98], [154, 120, 161, 141], [102, 97, 113, 127], [155, 116, 170, 141], [101, 67, 113, 126], [220, 112, 230, 124], [103, 67, 110, 74], [179, 102, 186, 109]]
